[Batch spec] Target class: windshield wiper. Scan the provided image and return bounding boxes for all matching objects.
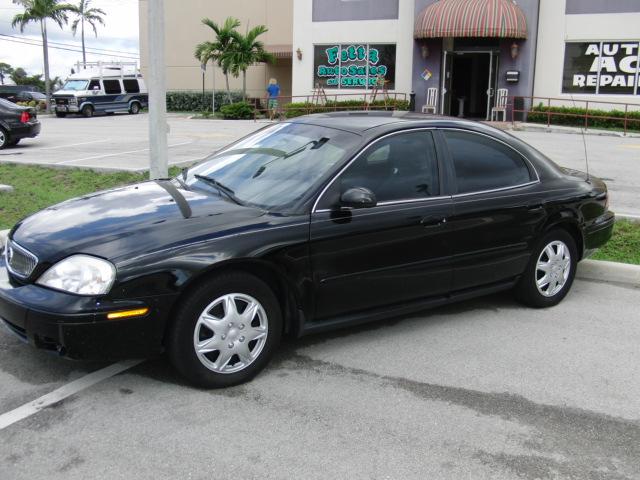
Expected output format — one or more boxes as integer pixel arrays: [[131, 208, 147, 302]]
[[252, 137, 329, 178], [194, 174, 244, 206]]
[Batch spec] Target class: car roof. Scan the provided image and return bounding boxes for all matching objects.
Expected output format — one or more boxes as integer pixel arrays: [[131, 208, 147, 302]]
[[289, 110, 486, 134]]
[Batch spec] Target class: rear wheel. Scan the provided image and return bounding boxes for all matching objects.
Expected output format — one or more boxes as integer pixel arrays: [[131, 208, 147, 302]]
[[129, 102, 141, 114], [515, 229, 577, 308], [167, 272, 282, 388], [55, 111, 67, 118], [81, 105, 94, 118], [0, 128, 8, 149]]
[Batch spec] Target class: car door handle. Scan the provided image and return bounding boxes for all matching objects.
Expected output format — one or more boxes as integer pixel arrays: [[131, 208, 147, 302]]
[[421, 216, 447, 228], [527, 203, 545, 212]]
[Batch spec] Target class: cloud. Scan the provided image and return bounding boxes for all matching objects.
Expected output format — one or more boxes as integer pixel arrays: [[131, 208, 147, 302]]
[[0, 0, 139, 80]]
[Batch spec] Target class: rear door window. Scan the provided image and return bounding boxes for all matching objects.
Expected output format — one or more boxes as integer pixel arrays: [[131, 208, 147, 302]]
[[102, 80, 122, 94], [123, 79, 140, 93], [88, 79, 100, 91], [443, 130, 533, 194]]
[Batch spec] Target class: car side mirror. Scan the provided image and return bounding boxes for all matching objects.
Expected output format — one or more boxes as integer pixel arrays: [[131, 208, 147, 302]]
[[340, 187, 377, 209]]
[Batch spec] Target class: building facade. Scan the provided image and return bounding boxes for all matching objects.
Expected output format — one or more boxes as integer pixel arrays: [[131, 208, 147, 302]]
[[138, 0, 294, 99], [139, 0, 640, 115]]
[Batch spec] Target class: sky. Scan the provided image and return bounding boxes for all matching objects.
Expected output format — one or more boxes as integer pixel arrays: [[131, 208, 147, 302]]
[[0, 0, 139, 82]]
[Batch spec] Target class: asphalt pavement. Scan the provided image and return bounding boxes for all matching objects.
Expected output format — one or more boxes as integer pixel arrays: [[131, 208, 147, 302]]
[[1, 262, 639, 480]]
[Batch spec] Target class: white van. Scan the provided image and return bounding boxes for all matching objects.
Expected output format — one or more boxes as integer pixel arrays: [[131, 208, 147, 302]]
[[51, 61, 148, 118]]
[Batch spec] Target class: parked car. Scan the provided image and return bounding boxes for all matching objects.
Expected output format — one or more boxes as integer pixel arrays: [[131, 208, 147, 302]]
[[0, 85, 40, 102], [0, 112, 614, 387], [52, 61, 148, 118], [0, 98, 40, 149]]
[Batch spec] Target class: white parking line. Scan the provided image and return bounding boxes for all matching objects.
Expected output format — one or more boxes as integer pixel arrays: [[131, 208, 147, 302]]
[[27, 139, 111, 151], [56, 141, 193, 165], [0, 359, 142, 430]]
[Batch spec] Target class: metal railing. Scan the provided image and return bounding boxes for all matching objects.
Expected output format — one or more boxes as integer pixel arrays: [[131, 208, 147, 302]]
[[510, 95, 640, 136], [249, 92, 410, 121]]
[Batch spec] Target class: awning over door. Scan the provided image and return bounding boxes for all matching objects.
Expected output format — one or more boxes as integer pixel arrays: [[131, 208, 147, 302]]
[[265, 45, 293, 59], [414, 0, 527, 39]]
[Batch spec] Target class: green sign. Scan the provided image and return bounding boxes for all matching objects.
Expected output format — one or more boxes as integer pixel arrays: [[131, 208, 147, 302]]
[[314, 44, 396, 89]]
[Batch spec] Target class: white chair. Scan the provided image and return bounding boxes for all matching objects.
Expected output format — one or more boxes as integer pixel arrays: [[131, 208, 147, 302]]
[[491, 88, 509, 121], [421, 88, 438, 114]]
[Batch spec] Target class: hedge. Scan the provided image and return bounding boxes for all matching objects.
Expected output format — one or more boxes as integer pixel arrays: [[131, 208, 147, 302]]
[[527, 103, 640, 131], [219, 102, 254, 119], [280, 99, 410, 119], [166, 90, 244, 112]]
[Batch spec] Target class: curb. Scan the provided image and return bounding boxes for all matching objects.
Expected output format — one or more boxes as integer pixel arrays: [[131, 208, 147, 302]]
[[509, 122, 640, 138], [577, 259, 640, 287], [0, 229, 7, 248], [617, 214, 640, 224], [0, 185, 14, 193]]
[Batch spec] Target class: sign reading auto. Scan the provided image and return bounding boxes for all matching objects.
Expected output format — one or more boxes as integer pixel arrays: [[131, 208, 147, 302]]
[[563, 42, 640, 95], [314, 44, 396, 90]]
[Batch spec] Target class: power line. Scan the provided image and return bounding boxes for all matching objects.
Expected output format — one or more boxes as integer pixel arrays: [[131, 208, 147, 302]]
[[0, 36, 139, 60], [0, 33, 139, 56]]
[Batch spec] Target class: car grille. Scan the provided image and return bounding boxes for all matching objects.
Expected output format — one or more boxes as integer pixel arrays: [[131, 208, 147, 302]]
[[54, 97, 72, 105], [4, 239, 38, 279]]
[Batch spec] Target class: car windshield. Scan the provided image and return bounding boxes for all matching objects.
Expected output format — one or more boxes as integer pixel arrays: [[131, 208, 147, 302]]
[[62, 80, 89, 91], [184, 123, 360, 211], [30, 92, 46, 100]]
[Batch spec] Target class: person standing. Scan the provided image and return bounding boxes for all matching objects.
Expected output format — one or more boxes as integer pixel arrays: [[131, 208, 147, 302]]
[[266, 78, 280, 120]]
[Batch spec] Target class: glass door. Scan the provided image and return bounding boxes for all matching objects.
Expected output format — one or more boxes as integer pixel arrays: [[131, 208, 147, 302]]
[[485, 52, 499, 120], [441, 50, 453, 115]]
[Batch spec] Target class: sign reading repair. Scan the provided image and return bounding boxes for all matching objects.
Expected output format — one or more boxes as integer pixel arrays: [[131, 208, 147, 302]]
[[562, 42, 640, 95]]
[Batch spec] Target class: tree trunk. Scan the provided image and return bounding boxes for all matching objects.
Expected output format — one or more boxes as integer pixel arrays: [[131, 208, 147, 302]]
[[41, 19, 51, 113], [242, 70, 247, 101], [81, 19, 86, 68], [224, 73, 232, 104]]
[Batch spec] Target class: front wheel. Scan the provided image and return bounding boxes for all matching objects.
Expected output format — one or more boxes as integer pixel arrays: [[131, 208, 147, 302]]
[[81, 105, 94, 118], [55, 111, 67, 118], [515, 229, 577, 308], [167, 272, 282, 388]]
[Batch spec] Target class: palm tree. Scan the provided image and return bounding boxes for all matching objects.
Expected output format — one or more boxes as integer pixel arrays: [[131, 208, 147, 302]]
[[11, 0, 76, 112], [194, 16, 240, 105], [70, 0, 106, 69], [229, 25, 275, 101]]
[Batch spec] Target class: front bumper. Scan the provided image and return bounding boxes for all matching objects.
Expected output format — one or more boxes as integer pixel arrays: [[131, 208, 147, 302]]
[[0, 258, 177, 360], [52, 104, 79, 113]]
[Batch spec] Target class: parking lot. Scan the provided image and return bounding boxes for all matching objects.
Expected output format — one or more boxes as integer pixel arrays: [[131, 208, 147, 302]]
[[1, 273, 639, 479], [1, 113, 639, 217]]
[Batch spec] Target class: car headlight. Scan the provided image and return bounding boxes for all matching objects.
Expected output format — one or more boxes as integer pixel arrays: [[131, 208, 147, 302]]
[[37, 254, 116, 295]]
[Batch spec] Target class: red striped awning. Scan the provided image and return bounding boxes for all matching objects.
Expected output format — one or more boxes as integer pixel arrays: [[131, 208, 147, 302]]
[[415, 0, 527, 39]]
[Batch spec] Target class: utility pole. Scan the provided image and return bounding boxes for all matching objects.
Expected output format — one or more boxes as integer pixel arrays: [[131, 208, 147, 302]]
[[212, 59, 216, 114], [147, 0, 168, 179]]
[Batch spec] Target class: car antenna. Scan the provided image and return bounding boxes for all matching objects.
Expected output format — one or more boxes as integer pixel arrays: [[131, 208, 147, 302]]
[[570, 94, 590, 183]]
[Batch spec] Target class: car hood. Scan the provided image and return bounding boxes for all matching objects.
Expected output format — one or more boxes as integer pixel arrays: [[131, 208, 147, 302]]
[[11, 181, 266, 264]]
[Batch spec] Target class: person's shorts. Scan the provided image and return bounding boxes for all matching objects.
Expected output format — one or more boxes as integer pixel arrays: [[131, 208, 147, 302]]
[[268, 99, 279, 109]]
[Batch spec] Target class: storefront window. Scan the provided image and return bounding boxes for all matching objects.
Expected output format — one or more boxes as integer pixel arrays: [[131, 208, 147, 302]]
[[314, 44, 396, 90], [562, 41, 640, 95]]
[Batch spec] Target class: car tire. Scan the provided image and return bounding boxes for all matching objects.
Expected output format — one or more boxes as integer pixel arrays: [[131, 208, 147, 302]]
[[55, 112, 67, 118], [167, 271, 283, 388], [515, 229, 578, 308], [129, 102, 141, 115], [81, 105, 94, 118], [0, 128, 8, 149]]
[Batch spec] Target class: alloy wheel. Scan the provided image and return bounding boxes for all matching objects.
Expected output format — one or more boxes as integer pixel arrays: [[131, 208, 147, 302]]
[[535, 240, 571, 297], [0, 129, 6, 148], [193, 293, 268, 374]]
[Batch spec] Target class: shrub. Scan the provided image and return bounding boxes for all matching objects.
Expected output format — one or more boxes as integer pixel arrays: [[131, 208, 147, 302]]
[[527, 103, 640, 131], [165, 90, 244, 112], [219, 101, 255, 119], [280, 98, 410, 119]]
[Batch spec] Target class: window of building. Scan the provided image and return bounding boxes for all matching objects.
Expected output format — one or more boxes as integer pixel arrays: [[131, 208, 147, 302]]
[[312, 0, 398, 22], [562, 41, 640, 95], [337, 131, 439, 204], [443, 130, 532, 194], [314, 44, 396, 90], [123, 79, 140, 93], [102, 79, 122, 94]]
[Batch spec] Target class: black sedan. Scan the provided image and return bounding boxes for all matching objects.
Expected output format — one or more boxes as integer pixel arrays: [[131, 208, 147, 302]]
[[0, 112, 614, 387], [0, 98, 40, 149]]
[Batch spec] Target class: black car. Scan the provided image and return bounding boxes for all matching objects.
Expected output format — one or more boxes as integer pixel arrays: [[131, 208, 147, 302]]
[[0, 98, 41, 149], [0, 112, 614, 387]]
